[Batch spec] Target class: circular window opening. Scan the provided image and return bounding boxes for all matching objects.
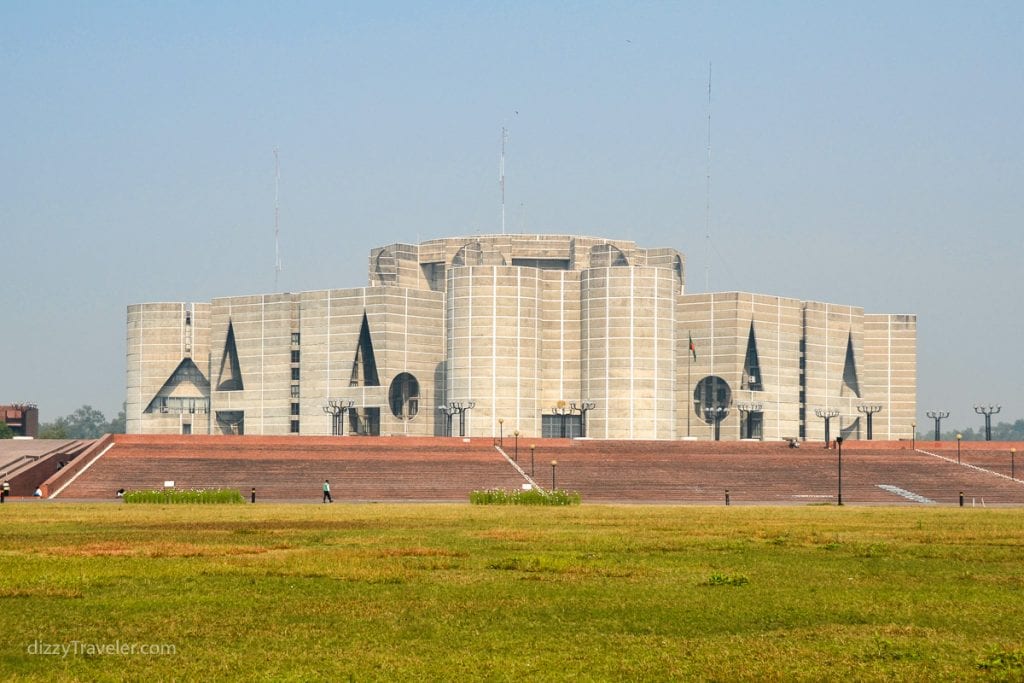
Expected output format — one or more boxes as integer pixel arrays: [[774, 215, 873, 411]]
[[388, 373, 420, 420], [693, 375, 732, 423]]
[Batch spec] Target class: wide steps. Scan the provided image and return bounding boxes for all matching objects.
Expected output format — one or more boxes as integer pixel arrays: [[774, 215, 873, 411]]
[[55, 435, 1024, 505]]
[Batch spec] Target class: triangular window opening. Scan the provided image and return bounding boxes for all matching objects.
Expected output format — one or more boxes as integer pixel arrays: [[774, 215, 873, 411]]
[[350, 312, 381, 387], [841, 332, 861, 398], [741, 322, 763, 391], [217, 321, 244, 391], [145, 358, 211, 414]]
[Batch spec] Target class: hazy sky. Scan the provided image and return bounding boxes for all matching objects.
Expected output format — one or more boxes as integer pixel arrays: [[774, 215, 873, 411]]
[[3, 2, 1021, 431]]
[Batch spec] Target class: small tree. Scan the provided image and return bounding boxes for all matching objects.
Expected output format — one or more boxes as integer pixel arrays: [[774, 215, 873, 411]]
[[0, 422, 14, 439], [64, 405, 109, 438], [105, 403, 127, 434]]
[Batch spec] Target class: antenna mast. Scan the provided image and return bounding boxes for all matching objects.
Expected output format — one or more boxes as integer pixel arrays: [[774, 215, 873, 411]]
[[704, 61, 712, 292], [500, 127, 508, 234], [274, 148, 282, 290]]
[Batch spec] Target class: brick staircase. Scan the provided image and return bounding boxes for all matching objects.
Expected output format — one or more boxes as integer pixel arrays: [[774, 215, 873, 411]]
[[507, 439, 1024, 505], [54, 435, 1024, 505], [58, 435, 527, 501]]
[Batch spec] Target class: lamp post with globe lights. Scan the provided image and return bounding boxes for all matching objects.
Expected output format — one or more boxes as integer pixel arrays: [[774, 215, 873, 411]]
[[709, 406, 728, 441], [569, 401, 596, 439], [323, 399, 354, 436], [437, 404, 456, 437], [974, 405, 1001, 441], [735, 402, 762, 440], [836, 436, 844, 505], [857, 404, 883, 440], [815, 408, 841, 447], [552, 403, 572, 438], [926, 410, 950, 442], [448, 400, 476, 437]]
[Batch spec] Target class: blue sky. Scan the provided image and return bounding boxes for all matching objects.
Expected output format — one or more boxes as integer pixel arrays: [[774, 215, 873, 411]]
[[2, 2, 1021, 430]]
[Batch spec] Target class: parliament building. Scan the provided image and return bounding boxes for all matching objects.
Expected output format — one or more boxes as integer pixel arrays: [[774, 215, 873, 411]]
[[126, 234, 916, 441]]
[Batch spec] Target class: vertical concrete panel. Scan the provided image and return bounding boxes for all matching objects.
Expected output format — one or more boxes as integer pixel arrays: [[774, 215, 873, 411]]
[[447, 265, 541, 437], [582, 267, 676, 439], [864, 313, 917, 440], [538, 270, 581, 424]]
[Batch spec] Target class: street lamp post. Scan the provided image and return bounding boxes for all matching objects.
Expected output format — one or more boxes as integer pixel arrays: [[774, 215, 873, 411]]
[[736, 402, 762, 440], [710, 406, 728, 441], [551, 460, 557, 491], [448, 400, 476, 437], [814, 408, 841, 447], [1011, 448, 1016, 481], [437, 404, 456, 437], [323, 399, 354, 436], [513, 430, 520, 462], [974, 404, 1001, 441], [836, 436, 844, 506], [530, 444, 536, 477], [498, 418, 503, 446], [569, 401, 596, 438], [956, 433, 963, 464], [857, 404, 883, 440], [552, 404, 572, 438], [323, 404, 340, 436], [926, 410, 950, 441], [912, 422, 916, 450]]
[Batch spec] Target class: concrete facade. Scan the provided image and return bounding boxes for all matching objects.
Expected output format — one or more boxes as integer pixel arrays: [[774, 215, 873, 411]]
[[127, 234, 916, 441]]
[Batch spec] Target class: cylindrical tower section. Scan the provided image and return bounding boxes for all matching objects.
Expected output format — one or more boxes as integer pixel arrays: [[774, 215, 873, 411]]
[[446, 265, 542, 437], [582, 267, 677, 439]]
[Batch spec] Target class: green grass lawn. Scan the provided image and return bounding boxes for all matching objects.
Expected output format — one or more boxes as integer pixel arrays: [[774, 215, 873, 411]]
[[1, 504, 1023, 681]]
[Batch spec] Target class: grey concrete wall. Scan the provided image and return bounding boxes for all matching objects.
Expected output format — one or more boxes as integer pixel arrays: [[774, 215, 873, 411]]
[[864, 313, 917, 440], [206, 288, 444, 437], [126, 302, 210, 435]]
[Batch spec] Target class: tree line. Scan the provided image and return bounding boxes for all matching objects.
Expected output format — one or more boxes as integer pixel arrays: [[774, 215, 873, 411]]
[[4, 407, 1022, 441], [36, 405, 126, 439], [918, 420, 1024, 442]]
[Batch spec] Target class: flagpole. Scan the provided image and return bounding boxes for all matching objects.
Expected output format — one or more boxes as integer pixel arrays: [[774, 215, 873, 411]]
[[687, 332, 695, 437], [687, 351, 691, 437]]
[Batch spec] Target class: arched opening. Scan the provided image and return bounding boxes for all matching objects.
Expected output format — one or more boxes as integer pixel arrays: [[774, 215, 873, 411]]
[[388, 373, 420, 420]]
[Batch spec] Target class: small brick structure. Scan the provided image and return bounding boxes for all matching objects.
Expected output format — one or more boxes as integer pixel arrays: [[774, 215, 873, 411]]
[[2, 404, 39, 438]]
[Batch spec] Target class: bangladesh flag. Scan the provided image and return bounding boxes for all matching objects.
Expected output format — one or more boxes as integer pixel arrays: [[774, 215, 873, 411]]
[[689, 333, 697, 361]]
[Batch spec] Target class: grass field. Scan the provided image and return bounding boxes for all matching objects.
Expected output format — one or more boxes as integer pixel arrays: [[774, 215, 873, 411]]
[[1, 504, 1023, 681]]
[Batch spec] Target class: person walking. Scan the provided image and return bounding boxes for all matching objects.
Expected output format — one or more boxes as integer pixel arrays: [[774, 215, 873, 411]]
[[1, 480, 10, 503], [322, 479, 333, 504]]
